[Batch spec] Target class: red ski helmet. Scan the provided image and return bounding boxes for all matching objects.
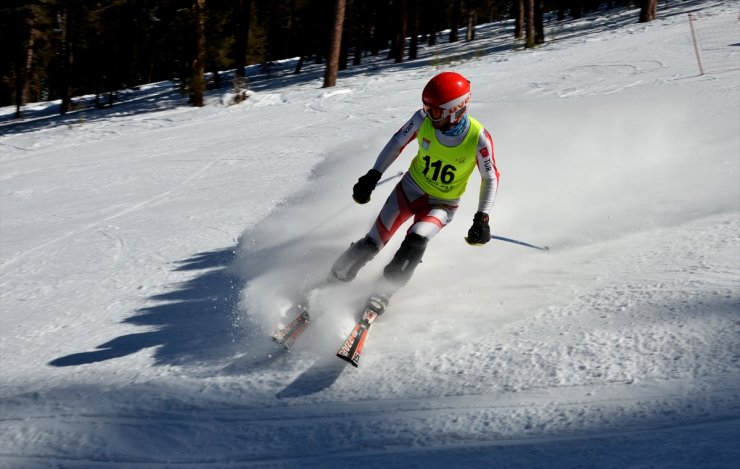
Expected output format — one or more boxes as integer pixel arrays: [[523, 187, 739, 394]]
[[422, 71, 471, 126]]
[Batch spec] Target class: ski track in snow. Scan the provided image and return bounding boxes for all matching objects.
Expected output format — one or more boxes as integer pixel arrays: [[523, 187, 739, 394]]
[[1, 1, 739, 467], [0, 156, 222, 272], [1, 386, 738, 467]]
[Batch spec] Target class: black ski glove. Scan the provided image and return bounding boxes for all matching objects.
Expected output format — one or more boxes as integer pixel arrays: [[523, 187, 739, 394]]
[[466, 212, 491, 246], [352, 169, 382, 204]]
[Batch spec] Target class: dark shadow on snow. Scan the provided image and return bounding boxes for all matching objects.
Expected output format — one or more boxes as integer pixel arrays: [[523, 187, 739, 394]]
[[221, 346, 348, 399], [49, 247, 245, 368], [275, 358, 346, 399], [218, 233, 352, 397], [47, 242, 348, 398]]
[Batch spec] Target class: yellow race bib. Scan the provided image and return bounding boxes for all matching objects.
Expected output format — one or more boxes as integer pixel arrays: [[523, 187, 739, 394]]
[[409, 116, 482, 199]]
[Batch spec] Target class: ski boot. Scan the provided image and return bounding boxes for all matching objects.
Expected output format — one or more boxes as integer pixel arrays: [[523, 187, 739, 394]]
[[331, 236, 380, 282]]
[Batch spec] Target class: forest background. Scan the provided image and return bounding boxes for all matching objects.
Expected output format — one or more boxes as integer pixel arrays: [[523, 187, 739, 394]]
[[1, 0, 660, 117]]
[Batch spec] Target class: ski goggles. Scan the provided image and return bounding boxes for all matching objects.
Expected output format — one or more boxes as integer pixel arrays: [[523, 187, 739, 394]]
[[423, 103, 446, 123], [423, 94, 470, 124]]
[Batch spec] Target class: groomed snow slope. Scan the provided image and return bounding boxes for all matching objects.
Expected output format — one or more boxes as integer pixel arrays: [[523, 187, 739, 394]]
[[1, 1, 738, 467]]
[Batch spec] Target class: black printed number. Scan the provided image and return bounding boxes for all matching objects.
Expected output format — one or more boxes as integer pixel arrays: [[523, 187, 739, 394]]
[[422, 155, 456, 184]]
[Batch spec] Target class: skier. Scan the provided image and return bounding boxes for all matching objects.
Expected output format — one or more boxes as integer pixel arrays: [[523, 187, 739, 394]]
[[330, 71, 500, 317]]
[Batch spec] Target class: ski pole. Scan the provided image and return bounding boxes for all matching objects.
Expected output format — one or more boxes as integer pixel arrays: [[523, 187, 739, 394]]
[[299, 172, 404, 238], [491, 235, 549, 251], [377, 170, 404, 186]]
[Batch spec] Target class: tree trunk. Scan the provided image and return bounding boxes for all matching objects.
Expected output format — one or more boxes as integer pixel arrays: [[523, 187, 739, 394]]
[[323, 0, 346, 88], [525, 0, 535, 48], [17, 8, 37, 118], [408, 0, 419, 60], [449, 0, 461, 42], [191, 0, 206, 107], [466, 12, 476, 42], [423, 0, 437, 46], [59, 1, 73, 115], [534, 0, 545, 45], [339, 0, 352, 70], [515, 0, 524, 39], [234, 0, 252, 80], [639, 0, 657, 23], [392, 0, 408, 63]]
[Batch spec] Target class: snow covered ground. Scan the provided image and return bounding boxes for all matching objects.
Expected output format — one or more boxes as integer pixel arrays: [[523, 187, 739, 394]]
[[1, 1, 738, 467]]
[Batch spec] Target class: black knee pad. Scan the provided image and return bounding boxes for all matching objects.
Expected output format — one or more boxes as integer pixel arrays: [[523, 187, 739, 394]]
[[383, 233, 428, 286]]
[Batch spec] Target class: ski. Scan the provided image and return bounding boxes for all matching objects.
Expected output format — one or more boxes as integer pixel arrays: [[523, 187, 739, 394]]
[[270, 278, 332, 349], [336, 303, 383, 367], [336, 320, 371, 367], [271, 303, 311, 350]]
